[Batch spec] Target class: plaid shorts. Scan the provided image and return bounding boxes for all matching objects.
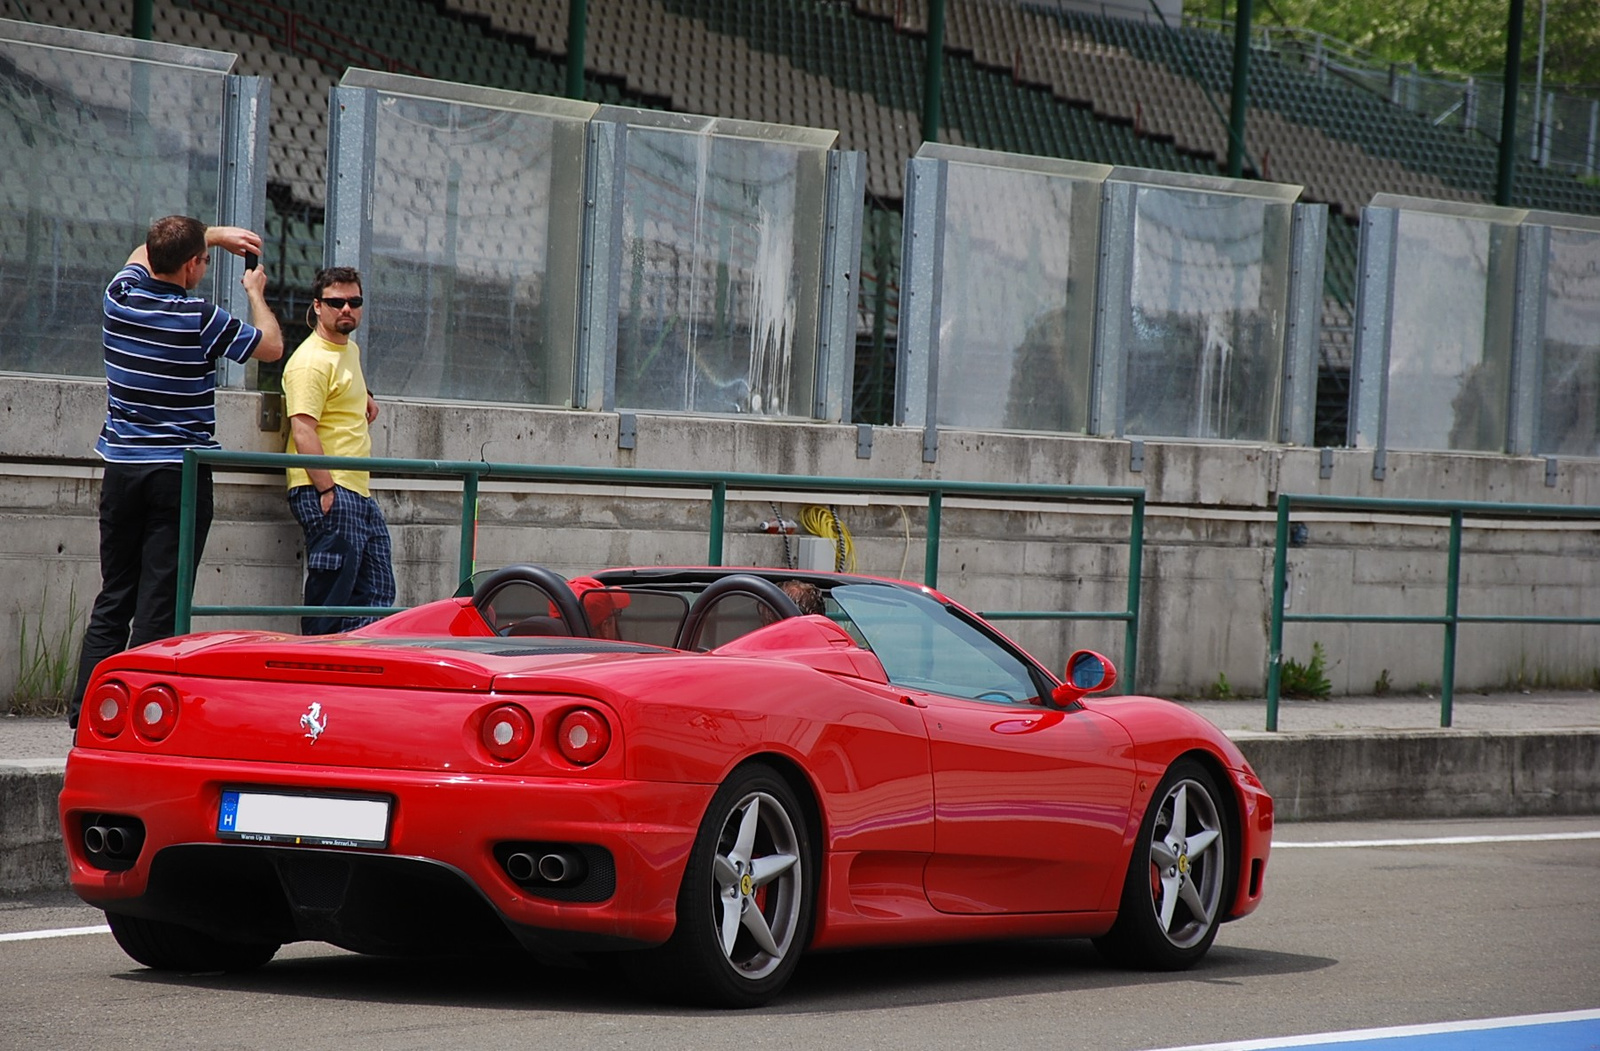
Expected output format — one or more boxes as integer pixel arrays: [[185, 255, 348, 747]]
[[288, 485, 396, 631]]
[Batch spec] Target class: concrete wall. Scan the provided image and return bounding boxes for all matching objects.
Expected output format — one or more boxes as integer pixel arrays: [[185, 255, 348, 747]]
[[3, 372, 1598, 704], [0, 761, 66, 893], [1236, 731, 1600, 822]]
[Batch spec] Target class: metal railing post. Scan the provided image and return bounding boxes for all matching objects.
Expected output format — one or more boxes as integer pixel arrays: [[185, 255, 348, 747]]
[[564, 0, 587, 100], [708, 482, 727, 566], [1226, 0, 1255, 178], [1441, 510, 1463, 727], [175, 451, 200, 635], [1266, 493, 1291, 732], [1123, 494, 1145, 691], [923, 490, 943, 586], [920, 0, 946, 143], [458, 468, 480, 588]]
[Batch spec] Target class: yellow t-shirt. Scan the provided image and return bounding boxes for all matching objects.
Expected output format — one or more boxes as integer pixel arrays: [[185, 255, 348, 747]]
[[282, 332, 372, 496]]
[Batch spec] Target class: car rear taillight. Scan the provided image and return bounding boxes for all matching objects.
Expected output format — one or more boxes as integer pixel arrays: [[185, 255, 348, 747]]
[[87, 681, 130, 739], [481, 704, 534, 762], [133, 684, 179, 742], [556, 708, 610, 766]]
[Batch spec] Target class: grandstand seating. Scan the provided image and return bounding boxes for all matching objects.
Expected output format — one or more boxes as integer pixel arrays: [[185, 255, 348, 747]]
[[18, 0, 1599, 231], [989, 3, 1600, 219], [13, 0, 1597, 427]]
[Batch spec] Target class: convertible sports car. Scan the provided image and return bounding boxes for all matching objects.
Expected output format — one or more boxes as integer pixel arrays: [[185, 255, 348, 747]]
[[61, 565, 1273, 1007]]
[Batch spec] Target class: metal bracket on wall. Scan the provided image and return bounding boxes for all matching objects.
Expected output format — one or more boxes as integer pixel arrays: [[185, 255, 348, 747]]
[[922, 425, 938, 464], [1319, 447, 1334, 480], [1128, 439, 1144, 473], [856, 424, 873, 460], [1546, 457, 1559, 488], [617, 411, 636, 451], [258, 391, 283, 432], [1372, 448, 1387, 481]]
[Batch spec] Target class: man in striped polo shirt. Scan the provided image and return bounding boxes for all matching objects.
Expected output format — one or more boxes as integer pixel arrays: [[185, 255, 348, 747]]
[[68, 215, 284, 729]]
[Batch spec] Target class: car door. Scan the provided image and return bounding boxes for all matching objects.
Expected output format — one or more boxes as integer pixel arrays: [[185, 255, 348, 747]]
[[915, 691, 1137, 913], [831, 584, 1138, 914]]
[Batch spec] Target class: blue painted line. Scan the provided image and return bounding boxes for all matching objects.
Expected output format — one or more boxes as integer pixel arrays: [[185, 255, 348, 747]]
[[1148, 1010, 1600, 1051], [1305, 1019, 1600, 1050]]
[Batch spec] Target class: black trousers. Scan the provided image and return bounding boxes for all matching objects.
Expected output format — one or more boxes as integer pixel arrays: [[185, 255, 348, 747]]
[[69, 462, 213, 727]]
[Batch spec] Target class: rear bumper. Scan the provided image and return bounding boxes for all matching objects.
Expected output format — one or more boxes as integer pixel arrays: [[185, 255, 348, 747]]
[[60, 751, 714, 951]]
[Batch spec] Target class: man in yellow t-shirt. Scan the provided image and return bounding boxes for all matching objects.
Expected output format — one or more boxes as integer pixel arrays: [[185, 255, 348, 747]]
[[282, 266, 395, 634]]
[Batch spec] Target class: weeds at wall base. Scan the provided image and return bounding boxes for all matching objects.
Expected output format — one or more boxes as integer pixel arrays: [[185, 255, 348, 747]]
[[9, 584, 81, 718], [1280, 640, 1333, 699]]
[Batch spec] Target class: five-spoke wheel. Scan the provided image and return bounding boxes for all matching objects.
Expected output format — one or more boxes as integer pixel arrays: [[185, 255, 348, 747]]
[[654, 763, 815, 1007], [1095, 758, 1233, 970]]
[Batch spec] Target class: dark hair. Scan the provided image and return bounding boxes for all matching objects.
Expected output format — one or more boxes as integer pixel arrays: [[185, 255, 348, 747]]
[[779, 580, 826, 616], [146, 215, 207, 275], [312, 266, 363, 300]]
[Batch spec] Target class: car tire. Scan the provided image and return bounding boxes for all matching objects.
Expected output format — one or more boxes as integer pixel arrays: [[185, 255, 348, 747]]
[[106, 912, 279, 973], [651, 763, 816, 1008], [1093, 758, 1231, 971]]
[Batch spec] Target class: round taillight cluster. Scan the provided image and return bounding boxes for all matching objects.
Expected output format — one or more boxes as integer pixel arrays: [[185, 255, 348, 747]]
[[556, 708, 611, 766], [87, 681, 130, 739], [133, 684, 179, 742], [481, 704, 534, 762]]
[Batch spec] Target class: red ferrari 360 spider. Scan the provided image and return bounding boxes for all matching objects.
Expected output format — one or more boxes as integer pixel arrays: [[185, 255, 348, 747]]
[[61, 565, 1273, 1007]]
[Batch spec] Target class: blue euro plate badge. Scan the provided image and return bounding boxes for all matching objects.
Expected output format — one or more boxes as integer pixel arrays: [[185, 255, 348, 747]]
[[217, 789, 391, 849]]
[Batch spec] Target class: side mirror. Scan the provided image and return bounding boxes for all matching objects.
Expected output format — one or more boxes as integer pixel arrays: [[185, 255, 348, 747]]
[[1051, 649, 1117, 708]]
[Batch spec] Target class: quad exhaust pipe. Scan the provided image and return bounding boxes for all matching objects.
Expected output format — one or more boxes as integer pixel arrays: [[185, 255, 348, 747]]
[[504, 849, 587, 885]]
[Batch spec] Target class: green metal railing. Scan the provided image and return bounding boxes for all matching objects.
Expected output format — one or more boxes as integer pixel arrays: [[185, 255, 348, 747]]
[[1268, 493, 1600, 731], [178, 450, 1148, 683]]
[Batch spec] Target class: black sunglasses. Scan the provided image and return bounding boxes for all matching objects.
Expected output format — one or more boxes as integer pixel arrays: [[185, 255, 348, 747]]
[[318, 296, 364, 309]]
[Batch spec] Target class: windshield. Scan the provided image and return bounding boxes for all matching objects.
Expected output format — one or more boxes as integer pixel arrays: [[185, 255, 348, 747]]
[[830, 584, 1046, 705]]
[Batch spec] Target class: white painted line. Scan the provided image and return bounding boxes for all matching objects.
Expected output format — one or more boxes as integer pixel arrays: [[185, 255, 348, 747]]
[[1142, 1007, 1600, 1050], [1275, 830, 1600, 849], [0, 924, 111, 943]]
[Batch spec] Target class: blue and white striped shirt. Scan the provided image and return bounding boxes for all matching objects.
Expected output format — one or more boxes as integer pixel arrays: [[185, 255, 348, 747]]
[[95, 263, 262, 464]]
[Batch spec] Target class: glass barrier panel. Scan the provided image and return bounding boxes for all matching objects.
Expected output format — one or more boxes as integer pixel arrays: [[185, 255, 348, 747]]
[[614, 127, 827, 416], [935, 162, 1097, 433], [0, 40, 225, 377], [363, 91, 584, 405], [1536, 225, 1600, 457], [1123, 186, 1291, 441], [1384, 210, 1516, 452]]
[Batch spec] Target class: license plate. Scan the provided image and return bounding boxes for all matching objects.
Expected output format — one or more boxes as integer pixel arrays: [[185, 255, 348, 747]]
[[217, 789, 391, 849]]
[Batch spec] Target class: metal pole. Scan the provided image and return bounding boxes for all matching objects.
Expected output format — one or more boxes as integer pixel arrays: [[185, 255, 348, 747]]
[[1266, 493, 1290, 731], [920, 0, 947, 144], [1495, 0, 1525, 206], [1122, 494, 1145, 692], [565, 0, 587, 100], [923, 490, 943, 586], [176, 452, 199, 635], [457, 469, 480, 589], [133, 0, 153, 39], [871, 213, 890, 422], [708, 481, 726, 566], [1226, 0, 1254, 178], [1530, 0, 1546, 158], [1440, 511, 1463, 728], [1588, 100, 1599, 177]]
